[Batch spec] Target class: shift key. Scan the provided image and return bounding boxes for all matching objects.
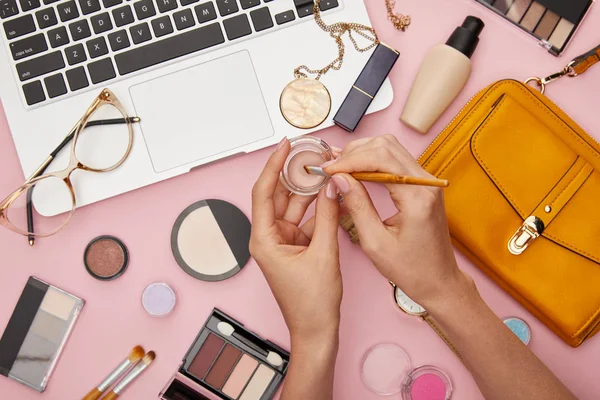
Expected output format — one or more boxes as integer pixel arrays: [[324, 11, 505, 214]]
[[16, 51, 65, 81]]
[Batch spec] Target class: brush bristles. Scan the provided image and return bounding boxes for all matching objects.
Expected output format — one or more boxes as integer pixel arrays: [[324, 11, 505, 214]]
[[128, 346, 145, 363], [142, 351, 156, 365]]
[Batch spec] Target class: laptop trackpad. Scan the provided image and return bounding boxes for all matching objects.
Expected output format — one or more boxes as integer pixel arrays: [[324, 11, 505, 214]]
[[130, 51, 274, 173]]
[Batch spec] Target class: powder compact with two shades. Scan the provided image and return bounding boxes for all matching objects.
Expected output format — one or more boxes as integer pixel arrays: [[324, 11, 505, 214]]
[[160, 309, 289, 400], [476, 0, 594, 55]]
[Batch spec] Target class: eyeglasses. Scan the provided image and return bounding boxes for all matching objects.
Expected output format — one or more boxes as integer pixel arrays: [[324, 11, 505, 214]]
[[0, 89, 140, 245]]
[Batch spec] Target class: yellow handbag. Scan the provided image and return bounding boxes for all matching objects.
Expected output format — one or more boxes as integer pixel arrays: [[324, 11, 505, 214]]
[[419, 45, 600, 348]]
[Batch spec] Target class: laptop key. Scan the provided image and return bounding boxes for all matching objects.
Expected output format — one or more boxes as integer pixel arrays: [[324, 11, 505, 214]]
[[194, 2, 215, 23], [86, 36, 108, 57], [57, 0, 79, 22], [91, 12, 112, 34], [65, 43, 86, 65], [19, 0, 40, 12], [173, 8, 193, 30], [296, 3, 312, 18], [44, 73, 67, 98], [156, 0, 176, 13], [129, 21, 151, 43], [133, 0, 155, 20], [215, 0, 236, 17], [48, 26, 69, 47], [88, 57, 116, 83], [3, 14, 35, 39], [36, 7, 58, 28], [16, 50, 65, 81], [43, 0, 59, 4], [250, 6, 271, 32], [10, 32, 47, 60], [102, 0, 121, 7], [319, 0, 337, 11], [180, 0, 197, 5], [22, 80, 45, 105], [274, 9, 293, 25], [223, 13, 250, 40], [151, 15, 172, 37], [239, 0, 258, 10], [69, 19, 91, 40], [65, 66, 88, 90], [115, 22, 224, 75], [112, 4, 134, 26], [0, 0, 19, 19], [78, 0, 100, 15], [108, 29, 129, 51]]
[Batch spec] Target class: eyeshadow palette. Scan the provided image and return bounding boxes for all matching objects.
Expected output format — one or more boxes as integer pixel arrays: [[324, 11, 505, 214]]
[[160, 309, 289, 400], [0, 277, 84, 392], [475, 0, 594, 55]]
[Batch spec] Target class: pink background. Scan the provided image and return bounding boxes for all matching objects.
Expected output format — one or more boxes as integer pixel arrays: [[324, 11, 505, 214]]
[[1, 0, 600, 399]]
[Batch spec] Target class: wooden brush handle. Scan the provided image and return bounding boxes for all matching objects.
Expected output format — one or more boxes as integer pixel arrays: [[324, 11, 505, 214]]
[[103, 392, 119, 400], [82, 388, 103, 400], [350, 172, 449, 187]]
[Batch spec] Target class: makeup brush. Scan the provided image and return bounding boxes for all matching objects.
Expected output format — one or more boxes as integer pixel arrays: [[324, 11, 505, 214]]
[[303, 166, 449, 188], [102, 351, 156, 400], [82, 346, 145, 400]]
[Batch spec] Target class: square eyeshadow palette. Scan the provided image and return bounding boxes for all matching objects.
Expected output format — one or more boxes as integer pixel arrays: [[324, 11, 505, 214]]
[[160, 309, 290, 400], [0, 277, 84, 392], [476, 0, 594, 55]]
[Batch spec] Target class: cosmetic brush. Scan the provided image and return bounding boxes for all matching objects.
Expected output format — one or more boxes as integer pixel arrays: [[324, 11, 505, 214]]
[[303, 166, 449, 188], [82, 345, 145, 400], [102, 351, 156, 400]]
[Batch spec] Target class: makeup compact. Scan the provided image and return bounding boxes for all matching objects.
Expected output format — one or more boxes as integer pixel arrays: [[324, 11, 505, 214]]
[[0, 277, 84, 392], [361, 343, 452, 399], [84, 235, 129, 281], [160, 309, 289, 400], [171, 200, 252, 282], [475, 0, 594, 56], [503, 317, 532, 346], [142, 282, 177, 317], [280, 136, 334, 196]]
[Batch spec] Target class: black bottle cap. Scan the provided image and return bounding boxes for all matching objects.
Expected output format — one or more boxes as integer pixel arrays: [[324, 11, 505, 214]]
[[446, 16, 484, 58]]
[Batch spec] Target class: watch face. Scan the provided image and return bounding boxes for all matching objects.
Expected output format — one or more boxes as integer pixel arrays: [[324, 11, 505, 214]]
[[394, 286, 427, 316]]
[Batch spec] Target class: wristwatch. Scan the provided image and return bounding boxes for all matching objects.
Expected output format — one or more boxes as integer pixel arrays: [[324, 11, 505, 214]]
[[391, 282, 463, 362]]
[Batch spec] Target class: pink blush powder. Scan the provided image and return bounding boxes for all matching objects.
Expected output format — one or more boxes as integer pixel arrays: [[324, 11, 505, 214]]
[[410, 373, 447, 400], [287, 150, 326, 188]]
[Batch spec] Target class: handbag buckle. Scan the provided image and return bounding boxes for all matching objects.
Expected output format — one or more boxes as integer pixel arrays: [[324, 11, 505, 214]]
[[508, 216, 545, 255]]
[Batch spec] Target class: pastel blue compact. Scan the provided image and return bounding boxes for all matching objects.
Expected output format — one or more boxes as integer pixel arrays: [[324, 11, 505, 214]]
[[503, 317, 532, 346]]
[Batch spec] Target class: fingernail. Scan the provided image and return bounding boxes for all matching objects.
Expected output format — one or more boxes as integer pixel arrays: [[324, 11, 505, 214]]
[[320, 158, 338, 168], [275, 137, 288, 151], [331, 146, 343, 153], [325, 179, 339, 200], [332, 175, 350, 194]]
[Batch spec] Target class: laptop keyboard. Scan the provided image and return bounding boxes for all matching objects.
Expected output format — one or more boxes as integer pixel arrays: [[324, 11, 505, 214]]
[[1, 0, 339, 106]]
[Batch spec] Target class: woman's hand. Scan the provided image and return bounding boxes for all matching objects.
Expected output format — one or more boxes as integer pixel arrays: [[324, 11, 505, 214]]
[[250, 138, 342, 344], [324, 135, 473, 310]]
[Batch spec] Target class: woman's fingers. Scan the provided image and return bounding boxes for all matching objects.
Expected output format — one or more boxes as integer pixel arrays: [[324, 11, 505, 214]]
[[283, 193, 317, 226], [273, 181, 291, 219], [309, 181, 341, 254], [325, 146, 410, 176], [252, 138, 290, 231]]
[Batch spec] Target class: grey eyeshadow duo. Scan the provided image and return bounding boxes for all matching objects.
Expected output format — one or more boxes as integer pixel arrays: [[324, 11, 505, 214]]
[[477, 0, 593, 55]]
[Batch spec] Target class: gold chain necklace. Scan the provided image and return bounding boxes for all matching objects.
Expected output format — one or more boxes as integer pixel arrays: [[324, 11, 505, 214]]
[[385, 0, 411, 31], [279, 0, 379, 129]]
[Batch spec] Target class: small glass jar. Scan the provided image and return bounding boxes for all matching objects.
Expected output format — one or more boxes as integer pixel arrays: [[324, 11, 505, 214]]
[[280, 136, 334, 196], [402, 365, 453, 400]]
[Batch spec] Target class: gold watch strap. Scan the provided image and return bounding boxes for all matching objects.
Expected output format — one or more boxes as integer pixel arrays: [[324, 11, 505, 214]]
[[422, 314, 464, 362]]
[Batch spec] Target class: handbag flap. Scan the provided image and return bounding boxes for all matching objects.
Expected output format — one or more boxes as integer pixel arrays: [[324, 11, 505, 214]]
[[471, 93, 600, 263]]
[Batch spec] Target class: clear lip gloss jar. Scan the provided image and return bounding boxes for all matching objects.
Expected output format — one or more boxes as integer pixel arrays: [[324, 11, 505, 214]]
[[280, 136, 334, 196]]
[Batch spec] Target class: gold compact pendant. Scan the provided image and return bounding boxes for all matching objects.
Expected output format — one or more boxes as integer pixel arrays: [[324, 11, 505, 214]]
[[280, 78, 332, 129]]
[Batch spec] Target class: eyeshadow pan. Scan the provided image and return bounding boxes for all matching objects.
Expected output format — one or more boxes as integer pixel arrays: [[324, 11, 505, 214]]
[[239, 365, 275, 400], [494, 0, 514, 13], [534, 9, 560, 39], [40, 288, 76, 321], [520, 1, 546, 30], [548, 18, 575, 49], [222, 354, 259, 399], [189, 334, 224, 380], [29, 310, 66, 344], [205, 344, 242, 389], [506, 0, 531, 22]]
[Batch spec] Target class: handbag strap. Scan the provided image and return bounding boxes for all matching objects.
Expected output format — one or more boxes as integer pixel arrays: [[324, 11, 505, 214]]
[[525, 43, 600, 94]]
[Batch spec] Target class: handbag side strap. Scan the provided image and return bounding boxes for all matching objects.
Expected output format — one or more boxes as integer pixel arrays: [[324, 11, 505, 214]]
[[571, 44, 600, 76]]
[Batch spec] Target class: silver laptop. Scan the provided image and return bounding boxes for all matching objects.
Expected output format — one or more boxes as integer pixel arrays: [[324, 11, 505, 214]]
[[0, 0, 393, 216]]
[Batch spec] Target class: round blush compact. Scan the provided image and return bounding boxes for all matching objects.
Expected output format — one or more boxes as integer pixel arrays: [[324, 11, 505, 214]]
[[280, 136, 334, 196], [361, 343, 452, 399], [84, 236, 129, 281], [142, 282, 176, 317], [171, 199, 251, 282]]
